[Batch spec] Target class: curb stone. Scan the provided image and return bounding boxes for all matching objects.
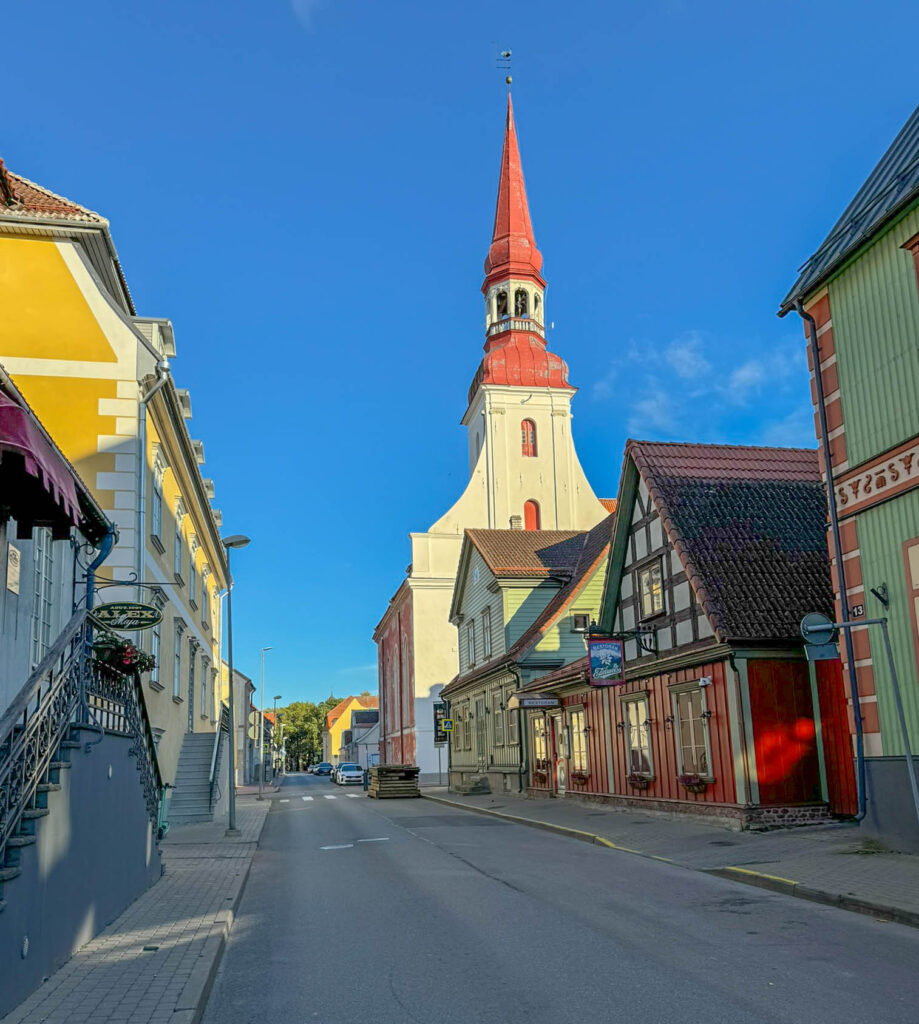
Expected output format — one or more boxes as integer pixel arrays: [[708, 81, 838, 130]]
[[422, 792, 919, 929]]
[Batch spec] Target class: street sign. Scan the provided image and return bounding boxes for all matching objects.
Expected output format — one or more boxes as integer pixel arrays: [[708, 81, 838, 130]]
[[93, 602, 162, 631], [588, 638, 625, 686], [805, 643, 839, 662], [433, 700, 449, 745], [505, 693, 560, 710], [800, 612, 836, 646], [442, 718, 454, 732]]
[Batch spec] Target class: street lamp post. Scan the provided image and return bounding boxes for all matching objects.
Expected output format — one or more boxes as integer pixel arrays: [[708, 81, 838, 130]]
[[258, 646, 273, 800], [221, 534, 251, 835]]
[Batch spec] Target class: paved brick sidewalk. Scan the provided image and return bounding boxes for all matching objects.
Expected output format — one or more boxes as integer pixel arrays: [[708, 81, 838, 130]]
[[1, 796, 272, 1024], [424, 788, 919, 924]]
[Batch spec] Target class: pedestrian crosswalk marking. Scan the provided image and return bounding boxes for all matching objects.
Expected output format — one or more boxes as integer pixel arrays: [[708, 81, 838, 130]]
[[320, 843, 353, 850], [323, 794, 336, 800], [301, 796, 313, 802], [279, 798, 290, 803], [347, 793, 361, 798]]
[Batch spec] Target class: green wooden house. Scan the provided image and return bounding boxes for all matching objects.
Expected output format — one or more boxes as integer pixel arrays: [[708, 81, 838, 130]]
[[780, 104, 919, 849]]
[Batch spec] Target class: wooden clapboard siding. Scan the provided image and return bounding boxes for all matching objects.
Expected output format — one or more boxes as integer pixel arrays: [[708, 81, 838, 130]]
[[456, 547, 504, 673], [748, 660, 822, 805], [610, 659, 738, 805], [814, 659, 858, 815], [561, 688, 611, 794]]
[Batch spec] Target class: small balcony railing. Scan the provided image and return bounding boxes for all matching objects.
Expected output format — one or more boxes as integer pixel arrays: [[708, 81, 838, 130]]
[[487, 317, 545, 340]]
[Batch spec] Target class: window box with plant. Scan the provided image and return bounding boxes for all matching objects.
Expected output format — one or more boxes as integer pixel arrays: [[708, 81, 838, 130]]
[[626, 771, 652, 790], [678, 772, 710, 794]]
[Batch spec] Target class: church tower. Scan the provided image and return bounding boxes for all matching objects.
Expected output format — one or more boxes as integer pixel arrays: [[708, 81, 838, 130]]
[[375, 94, 607, 778], [429, 92, 606, 534]]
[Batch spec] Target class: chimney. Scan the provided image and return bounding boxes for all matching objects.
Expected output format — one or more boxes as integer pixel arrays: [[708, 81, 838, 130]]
[[509, 515, 523, 530]]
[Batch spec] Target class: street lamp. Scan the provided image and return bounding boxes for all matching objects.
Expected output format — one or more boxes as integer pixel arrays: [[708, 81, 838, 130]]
[[221, 534, 250, 834], [258, 646, 273, 800], [273, 694, 282, 773]]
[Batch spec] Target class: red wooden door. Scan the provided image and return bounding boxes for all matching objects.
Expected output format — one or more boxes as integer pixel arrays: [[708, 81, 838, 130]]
[[747, 660, 821, 805], [814, 659, 858, 815]]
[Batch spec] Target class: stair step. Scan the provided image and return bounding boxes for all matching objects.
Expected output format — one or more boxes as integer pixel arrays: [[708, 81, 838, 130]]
[[0, 867, 22, 882], [36, 783, 61, 794], [5, 836, 36, 849], [20, 808, 49, 820]]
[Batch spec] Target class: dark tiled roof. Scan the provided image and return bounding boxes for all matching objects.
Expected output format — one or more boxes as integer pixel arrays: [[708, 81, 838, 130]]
[[351, 709, 379, 726], [0, 161, 105, 224], [465, 529, 584, 578], [780, 104, 919, 312], [628, 440, 833, 642], [326, 695, 378, 728]]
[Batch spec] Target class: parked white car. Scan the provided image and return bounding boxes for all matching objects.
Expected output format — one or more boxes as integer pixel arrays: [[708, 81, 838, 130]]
[[334, 763, 364, 786]]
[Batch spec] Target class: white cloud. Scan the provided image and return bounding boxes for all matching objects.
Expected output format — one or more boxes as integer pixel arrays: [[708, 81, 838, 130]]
[[728, 359, 767, 396], [592, 363, 617, 400], [665, 332, 711, 379], [627, 388, 678, 436], [291, 0, 322, 28], [759, 405, 817, 448], [337, 663, 377, 675]]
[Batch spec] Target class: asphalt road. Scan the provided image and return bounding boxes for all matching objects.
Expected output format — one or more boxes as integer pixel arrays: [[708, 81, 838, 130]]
[[203, 773, 919, 1024]]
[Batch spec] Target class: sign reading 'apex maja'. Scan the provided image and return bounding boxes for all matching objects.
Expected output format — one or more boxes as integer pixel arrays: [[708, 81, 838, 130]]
[[93, 602, 162, 631]]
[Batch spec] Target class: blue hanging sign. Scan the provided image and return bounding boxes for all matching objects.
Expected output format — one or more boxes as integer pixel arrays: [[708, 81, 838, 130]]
[[588, 638, 625, 686]]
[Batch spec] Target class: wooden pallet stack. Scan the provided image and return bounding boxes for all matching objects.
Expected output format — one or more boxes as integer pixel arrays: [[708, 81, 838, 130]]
[[367, 764, 421, 799]]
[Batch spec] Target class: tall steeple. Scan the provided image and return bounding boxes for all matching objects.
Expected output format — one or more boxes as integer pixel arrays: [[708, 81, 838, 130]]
[[483, 93, 544, 289], [470, 93, 571, 405]]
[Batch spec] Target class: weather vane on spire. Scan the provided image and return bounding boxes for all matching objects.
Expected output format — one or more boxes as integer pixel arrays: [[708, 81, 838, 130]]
[[497, 48, 512, 86]]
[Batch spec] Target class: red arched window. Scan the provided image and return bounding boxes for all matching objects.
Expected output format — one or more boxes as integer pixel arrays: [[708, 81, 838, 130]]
[[521, 419, 537, 457], [524, 500, 541, 531]]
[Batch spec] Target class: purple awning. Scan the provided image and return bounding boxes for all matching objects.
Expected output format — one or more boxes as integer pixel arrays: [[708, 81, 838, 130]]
[[0, 391, 81, 530]]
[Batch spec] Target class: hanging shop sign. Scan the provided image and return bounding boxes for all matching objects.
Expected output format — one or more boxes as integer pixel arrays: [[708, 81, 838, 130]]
[[588, 638, 625, 686], [93, 602, 163, 631]]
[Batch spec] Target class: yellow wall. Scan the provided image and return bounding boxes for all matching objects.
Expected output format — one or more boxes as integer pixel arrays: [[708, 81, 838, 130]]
[[328, 698, 368, 761]]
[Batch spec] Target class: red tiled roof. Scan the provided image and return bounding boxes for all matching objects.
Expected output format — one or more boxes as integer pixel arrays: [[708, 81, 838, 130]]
[[0, 161, 104, 224], [626, 440, 832, 642], [599, 498, 618, 514], [464, 529, 583, 578], [443, 515, 616, 696]]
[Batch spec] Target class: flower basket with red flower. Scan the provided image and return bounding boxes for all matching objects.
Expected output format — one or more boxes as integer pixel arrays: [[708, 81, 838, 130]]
[[93, 636, 156, 675]]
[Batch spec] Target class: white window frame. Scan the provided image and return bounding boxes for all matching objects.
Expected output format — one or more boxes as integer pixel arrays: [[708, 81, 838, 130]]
[[150, 621, 161, 686], [467, 621, 476, 667], [670, 682, 713, 779], [30, 527, 54, 668], [482, 607, 492, 658], [637, 557, 665, 619], [568, 707, 588, 772], [571, 612, 590, 633], [189, 562, 197, 608], [622, 693, 654, 777], [174, 519, 184, 580], [505, 686, 518, 745], [173, 628, 183, 698], [151, 476, 163, 540], [188, 640, 196, 712], [492, 690, 504, 745], [532, 715, 548, 770]]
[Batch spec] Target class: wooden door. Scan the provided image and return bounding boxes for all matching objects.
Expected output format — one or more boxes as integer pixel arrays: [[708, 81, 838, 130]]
[[814, 659, 858, 815]]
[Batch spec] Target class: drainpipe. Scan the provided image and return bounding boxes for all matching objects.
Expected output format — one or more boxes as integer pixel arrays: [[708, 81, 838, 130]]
[[508, 664, 527, 792], [796, 300, 866, 820], [86, 527, 116, 611], [136, 360, 170, 601]]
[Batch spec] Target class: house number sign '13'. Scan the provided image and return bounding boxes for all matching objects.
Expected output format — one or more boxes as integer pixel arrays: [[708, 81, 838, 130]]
[[92, 602, 163, 631]]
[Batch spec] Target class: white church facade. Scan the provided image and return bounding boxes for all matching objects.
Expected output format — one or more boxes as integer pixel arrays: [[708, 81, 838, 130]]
[[373, 95, 609, 781]]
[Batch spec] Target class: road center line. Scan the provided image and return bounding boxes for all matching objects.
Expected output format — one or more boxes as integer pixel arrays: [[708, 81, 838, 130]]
[[301, 796, 313, 801], [320, 844, 353, 850], [323, 795, 336, 800], [356, 837, 389, 843], [279, 799, 290, 803]]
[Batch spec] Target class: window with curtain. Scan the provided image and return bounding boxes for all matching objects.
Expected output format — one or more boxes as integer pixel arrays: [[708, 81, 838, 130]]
[[569, 708, 588, 771], [637, 558, 664, 618], [521, 419, 537, 457], [673, 687, 710, 776], [532, 717, 548, 771], [30, 528, 54, 667], [505, 687, 518, 745], [623, 695, 653, 775]]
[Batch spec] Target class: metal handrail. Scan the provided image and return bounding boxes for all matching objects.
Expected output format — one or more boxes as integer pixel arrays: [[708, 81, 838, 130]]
[[208, 702, 230, 809]]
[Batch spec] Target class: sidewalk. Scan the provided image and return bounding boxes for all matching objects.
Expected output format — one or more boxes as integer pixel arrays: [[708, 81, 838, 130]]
[[423, 788, 919, 927], [2, 795, 272, 1024]]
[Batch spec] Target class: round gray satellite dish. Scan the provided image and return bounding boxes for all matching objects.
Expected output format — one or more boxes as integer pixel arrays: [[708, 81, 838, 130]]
[[801, 612, 836, 645]]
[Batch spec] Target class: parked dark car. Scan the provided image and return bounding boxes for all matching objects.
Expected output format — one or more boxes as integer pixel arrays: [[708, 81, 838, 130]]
[[313, 762, 334, 776]]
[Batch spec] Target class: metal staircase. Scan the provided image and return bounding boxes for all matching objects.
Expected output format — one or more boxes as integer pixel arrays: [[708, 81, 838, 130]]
[[0, 610, 165, 912]]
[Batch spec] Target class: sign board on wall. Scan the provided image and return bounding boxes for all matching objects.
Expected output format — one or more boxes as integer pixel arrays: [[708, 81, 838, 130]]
[[588, 638, 625, 686], [6, 544, 20, 595], [433, 700, 449, 745]]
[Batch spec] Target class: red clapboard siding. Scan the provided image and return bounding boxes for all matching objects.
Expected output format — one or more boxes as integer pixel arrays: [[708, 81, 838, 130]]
[[562, 689, 611, 794], [814, 659, 858, 815], [610, 659, 738, 805], [747, 660, 821, 805]]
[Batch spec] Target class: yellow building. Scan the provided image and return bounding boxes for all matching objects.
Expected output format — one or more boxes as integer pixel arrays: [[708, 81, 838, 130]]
[[323, 696, 379, 765], [0, 161, 228, 794]]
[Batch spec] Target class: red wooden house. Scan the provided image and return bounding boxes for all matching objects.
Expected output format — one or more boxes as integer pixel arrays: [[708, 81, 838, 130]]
[[521, 440, 857, 827]]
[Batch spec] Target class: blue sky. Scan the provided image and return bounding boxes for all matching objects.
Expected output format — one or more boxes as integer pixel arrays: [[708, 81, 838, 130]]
[[6, 1, 919, 701]]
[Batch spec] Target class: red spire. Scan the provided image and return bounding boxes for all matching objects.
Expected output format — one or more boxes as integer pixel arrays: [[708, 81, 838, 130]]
[[483, 93, 544, 289]]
